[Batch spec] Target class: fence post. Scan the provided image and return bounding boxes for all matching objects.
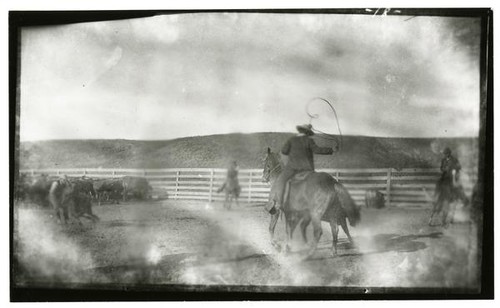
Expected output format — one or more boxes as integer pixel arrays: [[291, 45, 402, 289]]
[[248, 171, 253, 203], [386, 168, 392, 207], [209, 169, 214, 202], [31, 169, 34, 176], [175, 170, 180, 200], [335, 171, 340, 181]]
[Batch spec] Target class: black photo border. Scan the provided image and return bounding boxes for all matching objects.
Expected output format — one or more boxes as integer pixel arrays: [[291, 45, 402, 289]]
[[9, 8, 494, 301]]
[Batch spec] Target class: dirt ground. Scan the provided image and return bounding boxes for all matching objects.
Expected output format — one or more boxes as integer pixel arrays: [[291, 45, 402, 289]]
[[13, 199, 481, 292]]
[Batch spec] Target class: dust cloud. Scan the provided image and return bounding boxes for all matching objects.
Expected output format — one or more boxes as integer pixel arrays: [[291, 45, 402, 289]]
[[12, 200, 481, 290], [14, 208, 103, 285]]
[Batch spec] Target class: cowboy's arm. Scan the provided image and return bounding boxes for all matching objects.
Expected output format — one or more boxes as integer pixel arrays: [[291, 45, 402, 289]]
[[310, 139, 334, 155]]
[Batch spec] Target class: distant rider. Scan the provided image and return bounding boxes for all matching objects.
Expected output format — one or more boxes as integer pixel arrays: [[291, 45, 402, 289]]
[[436, 147, 468, 206], [218, 160, 241, 196]]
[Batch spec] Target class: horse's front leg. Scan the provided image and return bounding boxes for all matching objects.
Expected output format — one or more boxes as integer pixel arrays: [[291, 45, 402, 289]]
[[284, 213, 293, 253], [223, 192, 228, 210], [429, 200, 441, 226], [442, 200, 450, 228], [449, 200, 458, 224], [305, 217, 323, 259], [269, 211, 281, 250], [285, 213, 301, 254], [55, 206, 65, 224]]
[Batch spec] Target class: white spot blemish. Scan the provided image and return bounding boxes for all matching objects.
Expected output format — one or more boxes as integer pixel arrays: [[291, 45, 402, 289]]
[[147, 245, 162, 265]]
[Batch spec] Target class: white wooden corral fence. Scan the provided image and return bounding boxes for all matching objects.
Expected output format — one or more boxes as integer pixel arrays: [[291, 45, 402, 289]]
[[19, 168, 477, 208]]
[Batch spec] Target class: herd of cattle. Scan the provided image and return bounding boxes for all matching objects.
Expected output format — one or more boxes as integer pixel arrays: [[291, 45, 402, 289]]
[[15, 173, 154, 224]]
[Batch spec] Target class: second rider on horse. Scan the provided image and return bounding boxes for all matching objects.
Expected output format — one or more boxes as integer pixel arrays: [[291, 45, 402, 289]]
[[436, 147, 469, 206], [266, 124, 338, 213]]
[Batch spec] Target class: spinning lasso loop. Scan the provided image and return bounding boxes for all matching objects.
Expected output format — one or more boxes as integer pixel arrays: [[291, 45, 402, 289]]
[[306, 97, 343, 151]]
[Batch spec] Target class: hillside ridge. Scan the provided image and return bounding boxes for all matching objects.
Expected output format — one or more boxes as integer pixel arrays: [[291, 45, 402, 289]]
[[19, 133, 479, 170]]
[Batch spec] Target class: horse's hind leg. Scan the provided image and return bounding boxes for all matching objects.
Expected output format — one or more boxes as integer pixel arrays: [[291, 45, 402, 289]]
[[84, 213, 100, 222], [299, 217, 311, 244], [299, 219, 308, 243], [67, 203, 83, 226], [329, 219, 339, 256], [339, 216, 354, 246], [428, 204, 437, 226]]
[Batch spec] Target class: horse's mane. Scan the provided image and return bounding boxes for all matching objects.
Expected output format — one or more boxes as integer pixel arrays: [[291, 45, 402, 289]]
[[268, 151, 283, 168]]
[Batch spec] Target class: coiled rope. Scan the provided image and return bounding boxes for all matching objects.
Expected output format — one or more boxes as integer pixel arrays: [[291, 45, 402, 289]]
[[306, 97, 343, 151]]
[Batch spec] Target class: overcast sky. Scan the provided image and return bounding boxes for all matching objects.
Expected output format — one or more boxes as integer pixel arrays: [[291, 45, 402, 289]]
[[19, 12, 481, 141]]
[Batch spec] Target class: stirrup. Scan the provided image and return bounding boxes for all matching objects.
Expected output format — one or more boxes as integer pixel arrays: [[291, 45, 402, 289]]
[[265, 200, 278, 215]]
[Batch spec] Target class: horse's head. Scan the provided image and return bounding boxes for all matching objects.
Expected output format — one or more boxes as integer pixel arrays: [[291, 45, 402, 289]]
[[262, 147, 282, 183]]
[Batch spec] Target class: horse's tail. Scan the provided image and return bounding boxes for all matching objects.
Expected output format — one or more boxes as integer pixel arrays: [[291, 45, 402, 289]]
[[333, 182, 360, 227]]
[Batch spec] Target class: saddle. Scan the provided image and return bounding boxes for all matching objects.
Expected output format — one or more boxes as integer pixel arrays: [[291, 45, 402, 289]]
[[283, 171, 313, 204]]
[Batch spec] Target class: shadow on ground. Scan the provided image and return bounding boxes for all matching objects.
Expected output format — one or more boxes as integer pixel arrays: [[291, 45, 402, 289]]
[[309, 232, 443, 261]]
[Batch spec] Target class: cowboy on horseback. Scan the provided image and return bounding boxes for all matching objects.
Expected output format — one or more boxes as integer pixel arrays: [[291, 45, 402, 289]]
[[436, 147, 468, 206], [429, 147, 469, 226], [265, 124, 338, 213], [217, 160, 241, 209], [218, 160, 241, 196]]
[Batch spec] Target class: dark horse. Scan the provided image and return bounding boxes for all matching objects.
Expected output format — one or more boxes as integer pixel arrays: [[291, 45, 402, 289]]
[[428, 168, 469, 227], [262, 148, 360, 257], [217, 163, 241, 210], [49, 177, 100, 225], [49, 178, 77, 224]]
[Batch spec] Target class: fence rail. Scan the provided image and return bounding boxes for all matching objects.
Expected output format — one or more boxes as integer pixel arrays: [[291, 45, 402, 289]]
[[19, 167, 477, 207]]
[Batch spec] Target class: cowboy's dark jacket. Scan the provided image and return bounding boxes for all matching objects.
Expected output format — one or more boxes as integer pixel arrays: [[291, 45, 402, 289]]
[[440, 155, 461, 179], [281, 135, 333, 171]]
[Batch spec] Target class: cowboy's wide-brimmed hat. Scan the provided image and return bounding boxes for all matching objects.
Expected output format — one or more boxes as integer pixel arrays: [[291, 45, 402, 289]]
[[296, 124, 314, 135]]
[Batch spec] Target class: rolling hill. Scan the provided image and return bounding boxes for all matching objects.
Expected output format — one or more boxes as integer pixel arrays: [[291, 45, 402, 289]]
[[18, 133, 479, 170]]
